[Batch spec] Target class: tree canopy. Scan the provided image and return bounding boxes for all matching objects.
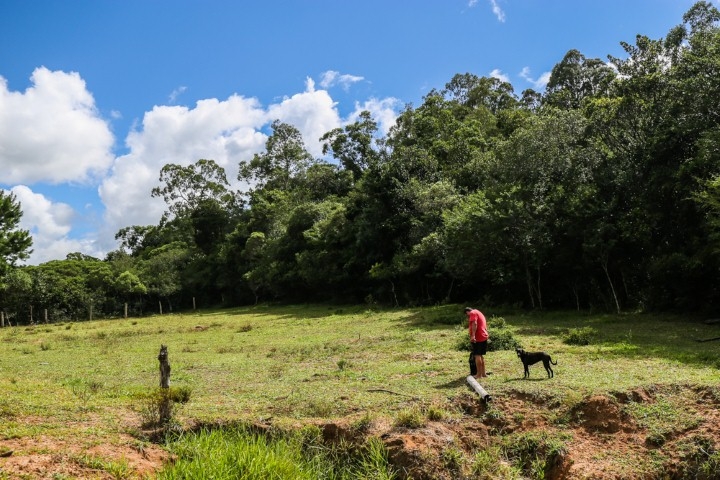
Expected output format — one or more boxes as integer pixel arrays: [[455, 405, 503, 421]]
[[3, 2, 720, 322]]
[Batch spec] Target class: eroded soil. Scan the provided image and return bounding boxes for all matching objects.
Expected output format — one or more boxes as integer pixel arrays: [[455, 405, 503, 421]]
[[1, 384, 719, 479]]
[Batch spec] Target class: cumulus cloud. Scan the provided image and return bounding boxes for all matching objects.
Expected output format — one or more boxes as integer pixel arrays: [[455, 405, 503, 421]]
[[319, 70, 365, 91], [98, 94, 270, 245], [520, 67, 552, 90], [99, 78, 345, 250], [10, 185, 99, 264], [0, 67, 114, 184], [489, 69, 510, 83], [3, 67, 398, 262], [348, 97, 400, 136], [267, 78, 342, 157]]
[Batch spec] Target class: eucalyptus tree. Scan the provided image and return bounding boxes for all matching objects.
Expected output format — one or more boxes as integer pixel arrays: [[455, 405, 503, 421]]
[[0, 190, 32, 278], [543, 49, 616, 110], [238, 120, 315, 193], [320, 111, 381, 182]]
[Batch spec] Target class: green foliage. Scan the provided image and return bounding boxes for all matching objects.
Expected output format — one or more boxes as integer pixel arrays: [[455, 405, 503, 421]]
[[0, 190, 33, 277], [562, 327, 597, 346], [158, 426, 397, 480], [501, 430, 569, 479], [393, 407, 426, 429], [624, 396, 702, 447], [455, 317, 520, 352], [135, 386, 191, 428]]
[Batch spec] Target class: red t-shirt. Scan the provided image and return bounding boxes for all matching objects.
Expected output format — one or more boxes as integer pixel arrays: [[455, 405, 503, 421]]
[[468, 309, 488, 342]]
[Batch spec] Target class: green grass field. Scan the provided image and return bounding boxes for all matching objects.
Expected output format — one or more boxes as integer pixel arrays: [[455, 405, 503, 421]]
[[1, 304, 719, 478]]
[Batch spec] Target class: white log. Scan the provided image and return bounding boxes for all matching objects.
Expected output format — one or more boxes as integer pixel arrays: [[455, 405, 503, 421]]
[[466, 375, 492, 402]]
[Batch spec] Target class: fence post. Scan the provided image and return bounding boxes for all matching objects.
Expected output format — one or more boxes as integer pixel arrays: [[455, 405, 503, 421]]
[[158, 345, 172, 424], [124, 303, 128, 319]]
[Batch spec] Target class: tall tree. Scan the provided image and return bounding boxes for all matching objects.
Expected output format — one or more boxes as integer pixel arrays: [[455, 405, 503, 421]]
[[0, 190, 33, 278], [321, 111, 381, 181], [238, 120, 315, 193]]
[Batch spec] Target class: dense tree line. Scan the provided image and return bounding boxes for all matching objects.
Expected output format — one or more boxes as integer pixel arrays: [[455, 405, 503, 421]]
[[3, 2, 720, 322]]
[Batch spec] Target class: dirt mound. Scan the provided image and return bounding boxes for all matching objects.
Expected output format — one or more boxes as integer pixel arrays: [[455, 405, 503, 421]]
[[571, 394, 635, 433], [2, 384, 720, 479]]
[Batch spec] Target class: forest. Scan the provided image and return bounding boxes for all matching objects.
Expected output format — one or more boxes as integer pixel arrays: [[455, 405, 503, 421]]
[[2, 2, 720, 323]]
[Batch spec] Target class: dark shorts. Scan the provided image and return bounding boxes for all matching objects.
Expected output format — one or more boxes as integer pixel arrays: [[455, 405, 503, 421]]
[[471, 340, 488, 356]]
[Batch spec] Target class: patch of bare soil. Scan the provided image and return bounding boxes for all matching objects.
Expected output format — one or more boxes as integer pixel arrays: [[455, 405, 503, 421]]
[[320, 384, 720, 480], [2, 384, 719, 479]]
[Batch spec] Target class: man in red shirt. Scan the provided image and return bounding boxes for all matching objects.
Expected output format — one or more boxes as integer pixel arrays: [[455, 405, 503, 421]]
[[465, 307, 489, 379]]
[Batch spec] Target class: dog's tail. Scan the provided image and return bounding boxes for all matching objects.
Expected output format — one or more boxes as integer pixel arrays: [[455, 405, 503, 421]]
[[551, 359, 558, 365]]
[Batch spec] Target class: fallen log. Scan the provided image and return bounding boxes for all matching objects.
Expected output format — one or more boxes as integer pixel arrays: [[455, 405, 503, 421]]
[[466, 375, 492, 402]]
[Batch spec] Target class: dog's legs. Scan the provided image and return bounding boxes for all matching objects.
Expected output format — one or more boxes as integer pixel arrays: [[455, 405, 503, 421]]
[[543, 360, 553, 378]]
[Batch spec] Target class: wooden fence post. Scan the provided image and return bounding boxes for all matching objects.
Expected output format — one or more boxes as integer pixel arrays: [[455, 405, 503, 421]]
[[192, 297, 196, 311], [158, 345, 172, 424], [124, 303, 128, 319], [159, 301, 163, 315]]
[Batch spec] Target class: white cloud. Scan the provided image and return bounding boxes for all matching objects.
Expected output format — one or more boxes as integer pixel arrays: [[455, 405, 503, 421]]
[[98, 94, 270, 247], [0, 67, 114, 184], [348, 97, 400, 136], [319, 70, 364, 91], [9, 185, 100, 264], [520, 67, 552, 90], [99, 79, 344, 251], [489, 0, 505, 22], [268, 78, 342, 157], [489, 69, 510, 83], [4, 68, 397, 262]]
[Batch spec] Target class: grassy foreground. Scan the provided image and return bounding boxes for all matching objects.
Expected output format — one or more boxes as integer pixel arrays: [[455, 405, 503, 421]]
[[1, 304, 719, 477]]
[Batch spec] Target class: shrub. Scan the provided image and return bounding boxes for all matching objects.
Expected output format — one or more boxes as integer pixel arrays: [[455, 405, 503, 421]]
[[562, 326, 597, 345], [488, 329, 520, 352], [455, 316, 520, 352]]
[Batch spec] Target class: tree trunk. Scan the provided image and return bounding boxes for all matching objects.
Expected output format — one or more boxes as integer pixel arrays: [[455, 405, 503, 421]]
[[159, 300, 163, 315], [124, 303, 128, 319], [601, 256, 621, 314], [525, 265, 536, 308]]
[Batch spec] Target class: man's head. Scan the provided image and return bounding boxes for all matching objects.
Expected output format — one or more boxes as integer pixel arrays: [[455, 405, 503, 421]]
[[464, 307, 472, 315]]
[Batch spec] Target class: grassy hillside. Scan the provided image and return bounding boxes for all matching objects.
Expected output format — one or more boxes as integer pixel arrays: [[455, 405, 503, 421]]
[[1, 304, 719, 478]]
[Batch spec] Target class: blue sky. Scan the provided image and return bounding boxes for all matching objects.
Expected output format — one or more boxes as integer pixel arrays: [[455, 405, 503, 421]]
[[0, 0, 704, 264]]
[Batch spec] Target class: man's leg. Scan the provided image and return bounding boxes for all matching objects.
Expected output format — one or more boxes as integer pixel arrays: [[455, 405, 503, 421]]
[[475, 355, 486, 379]]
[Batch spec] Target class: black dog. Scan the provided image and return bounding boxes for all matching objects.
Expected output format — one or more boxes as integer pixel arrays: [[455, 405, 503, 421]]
[[516, 348, 557, 378]]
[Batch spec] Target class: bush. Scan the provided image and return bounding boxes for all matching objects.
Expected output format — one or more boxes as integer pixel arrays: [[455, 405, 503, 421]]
[[562, 327, 597, 346], [488, 329, 520, 352], [454, 316, 520, 352]]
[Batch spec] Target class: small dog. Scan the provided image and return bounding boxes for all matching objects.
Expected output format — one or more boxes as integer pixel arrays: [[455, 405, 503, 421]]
[[516, 348, 557, 378]]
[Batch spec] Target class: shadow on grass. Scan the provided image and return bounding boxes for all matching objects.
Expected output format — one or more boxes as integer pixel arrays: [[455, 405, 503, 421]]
[[434, 376, 467, 389], [391, 306, 720, 370]]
